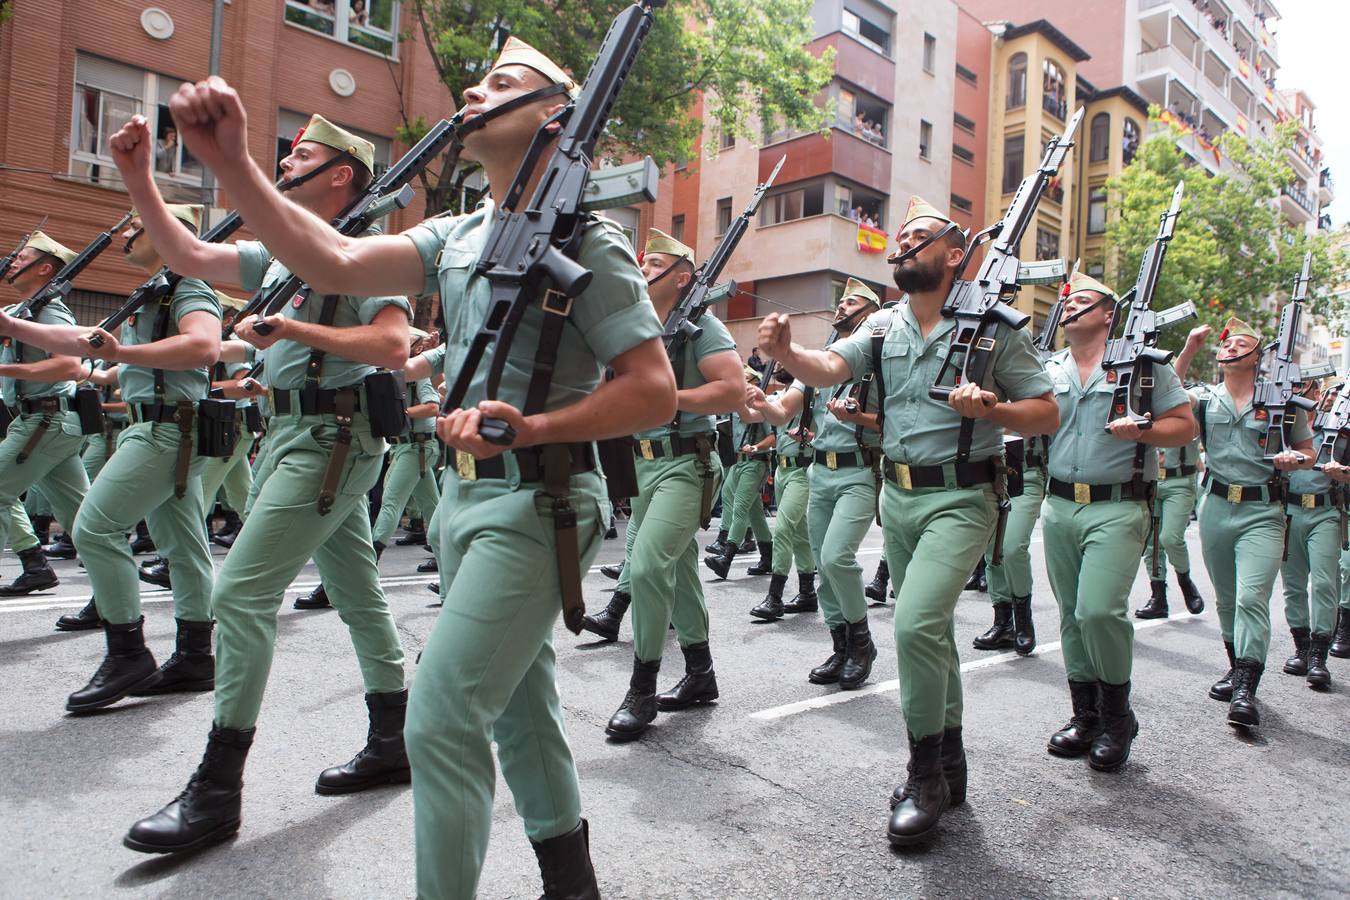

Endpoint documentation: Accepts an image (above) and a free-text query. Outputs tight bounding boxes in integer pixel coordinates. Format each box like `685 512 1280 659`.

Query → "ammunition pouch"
72 384 105 435
195 397 238 458
363 370 408 439
597 436 640 503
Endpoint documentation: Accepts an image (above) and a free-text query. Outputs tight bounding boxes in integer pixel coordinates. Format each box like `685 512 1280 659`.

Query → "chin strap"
887 221 961 266
3 254 49 286
1059 293 1115 327
449 83 571 144
1215 344 1260 365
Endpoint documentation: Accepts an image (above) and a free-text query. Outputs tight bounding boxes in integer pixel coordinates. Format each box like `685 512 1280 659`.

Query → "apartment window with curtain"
716 198 733 235
671 214 685 242
1042 58 1067 120
284 0 399 57
1035 227 1059 261
1006 53 1027 109
1087 188 1108 234
1002 134 1025 194
1090 112 1111 163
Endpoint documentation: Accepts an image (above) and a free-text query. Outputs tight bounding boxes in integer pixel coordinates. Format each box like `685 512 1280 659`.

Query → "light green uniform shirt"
237 239 411 390
1287 428 1332 494
788 355 882 455
772 387 807 458
418 343 446 376
1197 382 1313 485
1160 436 1201 470
635 313 736 441
829 305 1052 465
1 299 77 405
730 409 768 453
118 277 221 403
407 376 438 435
1044 347 1188 485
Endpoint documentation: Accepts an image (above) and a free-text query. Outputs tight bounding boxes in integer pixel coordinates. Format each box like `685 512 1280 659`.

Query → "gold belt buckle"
1302 493 1316 509
1074 482 1091 505
1157 466 1167 481
1226 483 1243 503
826 451 838 470
455 450 477 481
639 439 655 461
896 462 912 490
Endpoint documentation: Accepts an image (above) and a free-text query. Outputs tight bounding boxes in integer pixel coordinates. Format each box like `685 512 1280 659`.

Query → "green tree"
403 0 834 215
1102 109 1349 359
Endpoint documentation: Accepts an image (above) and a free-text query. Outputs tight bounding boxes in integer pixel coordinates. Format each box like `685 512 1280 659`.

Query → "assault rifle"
1312 384 1350 465
245 118 457 336
439 0 667 442
1253 251 1316 460
1100 181 1190 431
0 215 48 281
13 211 135 320
930 107 1083 402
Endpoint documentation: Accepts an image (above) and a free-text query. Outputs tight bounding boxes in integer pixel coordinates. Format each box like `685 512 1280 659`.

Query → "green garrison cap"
644 227 696 265
1220 315 1260 342
133 204 202 234
24 231 76 265
491 37 580 99
294 114 375 175
409 326 429 340
1064 270 1117 303
899 195 952 231
840 277 881 309
214 290 247 311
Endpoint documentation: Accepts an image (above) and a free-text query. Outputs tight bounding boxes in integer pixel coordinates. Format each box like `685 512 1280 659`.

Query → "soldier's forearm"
989 394 1059 436
779 345 851 388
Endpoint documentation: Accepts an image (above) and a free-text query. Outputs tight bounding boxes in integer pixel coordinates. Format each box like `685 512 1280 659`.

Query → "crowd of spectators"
852 113 885 146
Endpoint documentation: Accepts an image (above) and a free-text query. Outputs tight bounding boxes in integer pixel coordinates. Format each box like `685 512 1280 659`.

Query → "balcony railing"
1282 184 1317 216
1320 169 1334 191
1318 213 1333 232
1042 95 1067 121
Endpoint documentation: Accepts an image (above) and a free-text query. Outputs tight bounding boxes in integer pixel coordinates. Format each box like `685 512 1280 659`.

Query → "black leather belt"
779 455 810 469
272 387 362 416
814 450 874 469
1287 490 1334 509
17 396 64 415
132 402 187 424
883 458 996 488
1204 476 1282 503
633 433 711 460
388 433 434 445
1047 477 1150 504
452 443 597 482
1162 464 1197 478
736 452 769 463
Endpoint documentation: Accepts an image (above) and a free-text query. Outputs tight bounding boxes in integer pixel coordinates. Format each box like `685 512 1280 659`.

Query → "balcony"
1320 168 1335 202
760 129 891 197
734 212 895 286
811 33 895 104
1280 184 1316 223
1318 213 1333 232
1286 143 1318 179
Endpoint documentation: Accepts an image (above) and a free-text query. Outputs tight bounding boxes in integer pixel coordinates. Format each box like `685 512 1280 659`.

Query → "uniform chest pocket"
436 244 483 338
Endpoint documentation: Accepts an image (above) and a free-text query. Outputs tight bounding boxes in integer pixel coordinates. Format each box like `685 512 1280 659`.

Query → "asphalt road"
2 515 1347 899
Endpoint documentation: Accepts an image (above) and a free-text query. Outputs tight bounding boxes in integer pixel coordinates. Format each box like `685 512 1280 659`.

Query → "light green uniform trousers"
983 467 1045 603
424 466 452 602
24 481 53 519
1281 505 1340 634
5 497 40 553
771 461 814 577
74 422 214 624
199 426 254 516
723 458 771 545
80 426 123 484
405 469 608 900
372 439 440 546
808 463 877 627
0 412 87 564
1042 495 1149 684
1341 543 1350 611
1148 474 1197 579
882 481 997 740
1198 493 1284 662
241 429 276 519
614 499 640 594
629 452 722 662
212 411 404 730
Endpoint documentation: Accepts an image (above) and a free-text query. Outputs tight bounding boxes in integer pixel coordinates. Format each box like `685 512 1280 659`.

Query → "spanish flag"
857 223 887 254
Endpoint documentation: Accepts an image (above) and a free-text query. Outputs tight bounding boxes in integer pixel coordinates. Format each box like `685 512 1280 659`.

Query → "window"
953 143 975 164
950 193 973 214
955 62 978 86
919 120 932 160
276 109 393 179
1006 53 1027 109
284 0 399 57
837 84 889 148
71 54 202 201
716 197 733 235
1002 134 1024 194
842 7 891 55
836 182 884 229
1087 262 1106 279
830 279 848 308
1035 227 1059 261
1089 112 1110 163
719 128 735 150
953 112 976 134
760 183 825 226
671 214 685 242
1123 118 1141 166
923 33 937 74
1087 188 1108 234
1042 59 1067 120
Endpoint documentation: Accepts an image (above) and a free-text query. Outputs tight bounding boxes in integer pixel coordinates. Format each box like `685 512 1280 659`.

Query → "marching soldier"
704 365 774 578
107 112 415 851
604 227 742 741
971 431 1043 654
370 329 442 559
198 293 258 548
129 39 676 896
747 279 881 685
0 499 60 596
759 198 1057 845
1039 273 1194 771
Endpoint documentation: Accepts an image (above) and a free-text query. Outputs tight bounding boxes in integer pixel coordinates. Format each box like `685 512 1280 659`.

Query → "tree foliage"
1102 109 1349 358
405 0 834 215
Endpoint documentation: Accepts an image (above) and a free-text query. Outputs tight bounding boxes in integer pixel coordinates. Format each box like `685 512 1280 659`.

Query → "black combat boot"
656 641 719 711
131 618 215 695
129 520 155 555
55 597 102 632
704 529 729 556
964 558 987 593
891 726 967 809
1227 658 1263 729
887 732 950 847
1282 627 1310 676
746 541 773 576
703 545 737 580
1331 608 1350 659
66 617 159 713
783 572 818 613
0 545 59 595
605 657 660 741
1306 633 1332 690
580 591 630 642
1047 680 1101 757
1089 681 1138 772
417 557 438 573
865 559 890 604
210 510 242 548
44 531 77 560
32 514 53 546
808 625 848 684
1011 595 1036 655
294 583 331 610
123 724 255 854
739 534 756 554
1176 570 1204 614
838 618 877 690
1135 580 1168 619
531 819 600 900
138 558 172 589
395 518 426 545
751 574 787 621
972 603 1015 651
599 562 623 581
316 690 412 794
1209 641 1237 702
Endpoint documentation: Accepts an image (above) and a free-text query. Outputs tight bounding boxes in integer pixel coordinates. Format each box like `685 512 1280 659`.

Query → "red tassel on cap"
290 127 307 150
1060 282 1072 298
1219 326 1230 341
